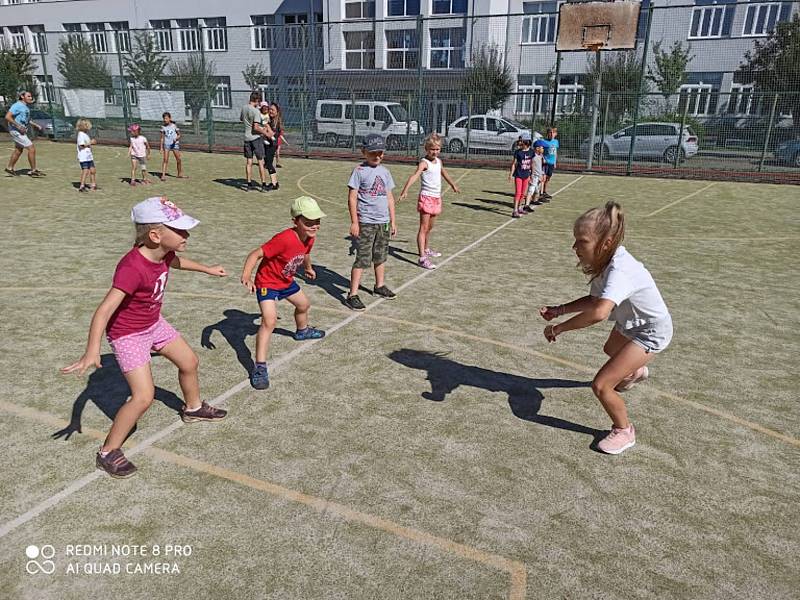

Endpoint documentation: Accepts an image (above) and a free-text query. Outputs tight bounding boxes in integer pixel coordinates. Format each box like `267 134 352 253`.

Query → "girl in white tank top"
398 133 460 270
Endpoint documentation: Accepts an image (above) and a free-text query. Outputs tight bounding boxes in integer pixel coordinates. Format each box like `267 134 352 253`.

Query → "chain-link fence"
2 2 799 182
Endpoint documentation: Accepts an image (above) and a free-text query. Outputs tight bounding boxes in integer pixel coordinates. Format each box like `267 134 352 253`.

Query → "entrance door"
431 100 459 136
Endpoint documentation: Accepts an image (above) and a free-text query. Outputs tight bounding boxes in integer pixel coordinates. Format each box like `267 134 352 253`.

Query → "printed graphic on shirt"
283 254 306 278
368 176 387 197
152 271 168 305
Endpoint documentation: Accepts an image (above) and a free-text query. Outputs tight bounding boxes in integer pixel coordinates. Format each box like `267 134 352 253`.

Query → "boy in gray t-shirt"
344 134 397 311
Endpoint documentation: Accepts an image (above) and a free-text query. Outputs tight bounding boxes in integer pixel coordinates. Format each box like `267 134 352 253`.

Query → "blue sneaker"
294 327 326 341
250 364 270 390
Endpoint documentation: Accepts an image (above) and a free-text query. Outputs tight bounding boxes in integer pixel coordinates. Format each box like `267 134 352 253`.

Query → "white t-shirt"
420 157 442 196
590 246 671 330
76 131 93 162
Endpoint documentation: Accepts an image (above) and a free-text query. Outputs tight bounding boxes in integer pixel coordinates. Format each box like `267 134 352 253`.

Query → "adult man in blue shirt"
5 90 45 177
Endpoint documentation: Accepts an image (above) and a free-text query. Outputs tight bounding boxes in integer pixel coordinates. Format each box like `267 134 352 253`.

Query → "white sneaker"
615 366 649 392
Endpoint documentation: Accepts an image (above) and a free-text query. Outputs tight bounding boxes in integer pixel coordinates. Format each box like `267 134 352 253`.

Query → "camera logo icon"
25 545 55 575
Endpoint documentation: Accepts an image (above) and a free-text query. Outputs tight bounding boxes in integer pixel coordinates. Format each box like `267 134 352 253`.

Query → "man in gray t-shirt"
240 91 267 191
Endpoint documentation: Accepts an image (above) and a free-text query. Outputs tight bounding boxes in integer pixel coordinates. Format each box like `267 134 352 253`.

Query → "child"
344 134 397 311
260 101 279 191
398 132 460 270
159 112 185 181
75 118 97 192
240 196 327 390
539 201 672 455
61 196 228 477
128 124 151 186
523 142 545 212
539 127 559 200
270 102 286 168
509 132 534 218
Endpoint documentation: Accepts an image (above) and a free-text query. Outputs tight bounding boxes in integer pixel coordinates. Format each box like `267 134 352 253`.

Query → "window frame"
679 82 716 116
344 0 376 20
432 0 467 15
211 76 232 108
741 1 786 37
520 2 557 45
386 29 419 70
387 0 420 17
344 30 375 70
429 27 465 69
251 15 277 50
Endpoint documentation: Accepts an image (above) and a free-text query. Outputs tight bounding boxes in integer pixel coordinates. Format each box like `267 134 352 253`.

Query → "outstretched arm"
170 255 227 277
542 296 615 342
398 160 427 200
61 288 126 375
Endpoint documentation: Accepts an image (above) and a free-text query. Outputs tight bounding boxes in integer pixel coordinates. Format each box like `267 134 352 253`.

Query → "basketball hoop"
556 2 641 52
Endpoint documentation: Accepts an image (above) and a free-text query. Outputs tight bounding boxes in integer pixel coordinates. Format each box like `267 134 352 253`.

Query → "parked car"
1 108 74 138
581 122 699 162
445 115 539 153
313 99 421 150
774 138 800 167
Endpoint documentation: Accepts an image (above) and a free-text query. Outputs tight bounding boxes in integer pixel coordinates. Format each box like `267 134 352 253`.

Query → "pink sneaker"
424 248 442 258
512 210 521 218
418 257 437 270
598 424 636 455
615 366 649 392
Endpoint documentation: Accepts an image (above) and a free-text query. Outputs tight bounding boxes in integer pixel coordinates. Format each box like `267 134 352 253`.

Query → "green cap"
290 196 326 220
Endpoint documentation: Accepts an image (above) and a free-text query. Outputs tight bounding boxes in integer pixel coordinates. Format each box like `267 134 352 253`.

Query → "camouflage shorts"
353 222 390 269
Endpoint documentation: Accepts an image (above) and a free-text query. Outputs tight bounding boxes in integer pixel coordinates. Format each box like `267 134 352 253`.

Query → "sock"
256 361 267 368
184 404 202 413
99 449 110 457
297 327 308 334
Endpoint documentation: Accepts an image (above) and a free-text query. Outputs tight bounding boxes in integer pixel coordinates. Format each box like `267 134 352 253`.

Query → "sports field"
1 140 798 599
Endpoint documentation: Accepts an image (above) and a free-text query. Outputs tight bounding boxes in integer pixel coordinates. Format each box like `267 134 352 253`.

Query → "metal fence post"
549 52 561 126
115 31 131 135
416 14 424 151
626 2 654 176
406 92 412 156
37 33 55 133
301 23 309 155
351 92 357 153
586 49 602 171
759 93 779 173
673 100 689 169
465 93 472 160
198 25 214 152
599 91 610 165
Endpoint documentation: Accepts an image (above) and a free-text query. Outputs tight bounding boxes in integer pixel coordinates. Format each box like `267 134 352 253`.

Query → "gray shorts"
616 319 673 354
353 222 390 269
132 156 147 169
10 129 33 148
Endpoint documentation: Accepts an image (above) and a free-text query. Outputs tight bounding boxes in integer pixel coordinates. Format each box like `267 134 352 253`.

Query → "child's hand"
305 267 317 280
61 352 102 376
241 276 255 293
399 191 407 201
206 265 227 277
350 223 360 238
451 184 460 194
390 222 397 237
539 305 561 321
543 324 558 343
90 138 97 145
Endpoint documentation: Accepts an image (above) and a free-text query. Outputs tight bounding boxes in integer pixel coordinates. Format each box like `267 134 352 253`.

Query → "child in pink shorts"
62 196 228 478
398 133 460 270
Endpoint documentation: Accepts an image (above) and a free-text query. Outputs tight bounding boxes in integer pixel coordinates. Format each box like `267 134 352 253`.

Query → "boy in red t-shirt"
240 196 326 389
62 196 228 479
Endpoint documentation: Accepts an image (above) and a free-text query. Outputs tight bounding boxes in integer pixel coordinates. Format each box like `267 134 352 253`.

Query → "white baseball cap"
131 197 199 230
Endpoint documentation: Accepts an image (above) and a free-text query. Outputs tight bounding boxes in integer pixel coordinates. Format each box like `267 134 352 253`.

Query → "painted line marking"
645 182 716 218
0 399 527 600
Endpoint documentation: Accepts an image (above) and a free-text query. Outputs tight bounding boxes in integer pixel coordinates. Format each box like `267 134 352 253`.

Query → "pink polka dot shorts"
108 316 180 373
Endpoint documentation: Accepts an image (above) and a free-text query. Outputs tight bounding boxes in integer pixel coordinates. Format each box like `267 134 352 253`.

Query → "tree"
462 45 514 114
0 47 37 106
739 14 800 126
647 40 693 99
168 54 217 134
57 37 112 89
585 50 647 123
124 31 168 90
242 63 268 92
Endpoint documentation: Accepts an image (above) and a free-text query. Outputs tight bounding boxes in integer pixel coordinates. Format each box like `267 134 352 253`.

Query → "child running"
398 133 459 270
344 134 397 311
128 124 151 186
509 132 534 218
240 196 327 390
61 197 228 478
159 112 185 180
75 118 97 192
522 141 545 212
540 201 672 455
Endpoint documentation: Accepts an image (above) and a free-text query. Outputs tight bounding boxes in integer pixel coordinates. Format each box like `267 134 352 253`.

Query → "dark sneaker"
250 364 270 389
294 327 326 340
262 183 272 192
96 449 137 479
244 181 257 192
373 285 396 299
28 169 45 177
78 186 89 193
344 294 366 311
4 168 17 176
273 182 280 190
522 205 534 213
180 401 228 423
539 196 551 203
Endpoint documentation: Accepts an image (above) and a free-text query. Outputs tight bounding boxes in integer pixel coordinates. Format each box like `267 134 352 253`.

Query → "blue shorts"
256 280 301 302
165 142 180 151
79 160 95 170
543 163 555 177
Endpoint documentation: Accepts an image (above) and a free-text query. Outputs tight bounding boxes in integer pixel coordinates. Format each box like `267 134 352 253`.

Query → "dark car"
774 138 800 167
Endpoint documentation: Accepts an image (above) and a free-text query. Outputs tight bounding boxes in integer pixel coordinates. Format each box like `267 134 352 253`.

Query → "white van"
314 99 422 150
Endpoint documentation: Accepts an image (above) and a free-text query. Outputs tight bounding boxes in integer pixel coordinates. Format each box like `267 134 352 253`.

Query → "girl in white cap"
62 197 228 478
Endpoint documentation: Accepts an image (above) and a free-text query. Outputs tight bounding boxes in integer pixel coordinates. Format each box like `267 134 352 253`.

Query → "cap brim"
165 215 200 230
296 209 326 220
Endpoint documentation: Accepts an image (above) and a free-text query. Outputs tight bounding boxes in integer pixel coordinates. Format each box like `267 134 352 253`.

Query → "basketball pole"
586 48 602 171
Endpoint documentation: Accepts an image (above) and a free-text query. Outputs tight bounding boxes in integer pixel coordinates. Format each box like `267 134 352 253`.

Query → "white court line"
645 182 716 218
0 174 582 541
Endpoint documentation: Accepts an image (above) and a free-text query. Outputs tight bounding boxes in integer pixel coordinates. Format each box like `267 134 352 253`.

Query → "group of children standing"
61 124 671 479
509 126 559 218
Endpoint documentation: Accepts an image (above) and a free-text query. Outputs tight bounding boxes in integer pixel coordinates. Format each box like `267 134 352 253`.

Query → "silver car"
582 122 699 162
446 115 539 153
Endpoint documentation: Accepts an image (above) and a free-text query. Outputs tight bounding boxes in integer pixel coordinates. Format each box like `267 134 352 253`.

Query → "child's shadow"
388 349 605 445
300 264 367 302
201 309 290 374
451 201 508 216
388 245 419 266
52 354 184 441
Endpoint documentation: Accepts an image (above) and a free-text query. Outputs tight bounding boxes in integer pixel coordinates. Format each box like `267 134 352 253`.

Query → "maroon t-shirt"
106 247 175 340
254 228 314 289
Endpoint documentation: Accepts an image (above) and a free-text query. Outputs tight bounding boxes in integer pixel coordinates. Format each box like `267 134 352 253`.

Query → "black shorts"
543 163 555 177
244 139 265 161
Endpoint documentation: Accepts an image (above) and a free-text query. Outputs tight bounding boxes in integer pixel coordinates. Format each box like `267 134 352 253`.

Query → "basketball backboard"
556 1 642 52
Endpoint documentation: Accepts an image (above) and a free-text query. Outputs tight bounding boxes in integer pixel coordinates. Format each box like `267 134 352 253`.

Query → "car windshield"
388 104 408 122
504 119 526 129
686 126 697 136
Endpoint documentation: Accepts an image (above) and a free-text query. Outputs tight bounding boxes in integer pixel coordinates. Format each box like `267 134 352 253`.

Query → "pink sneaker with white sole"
418 257 437 270
598 424 636 455
424 248 442 258
615 366 649 392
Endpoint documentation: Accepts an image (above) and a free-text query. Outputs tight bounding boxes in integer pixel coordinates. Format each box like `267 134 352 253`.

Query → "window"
125 80 138 106
29 25 47 54
344 31 375 69
204 17 227 51
8 26 27 50
521 2 557 44
345 103 370 120
87 22 109 53
386 29 418 69
432 0 467 14
727 84 763 115
742 2 791 37
176 19 199 52
36 75 55 103
516 81 544 115
452 117 466 128
679 83 718 116
104 89 116 105
374 105 391 123
285 14 309 49
388 0 420 17
251 15 277 50
110 22 130 52
688 0 735 39
345 0 375 19
320 103 343 119
63 23 84 44
211 77 231 108
556 76 585 114
468 116 484 130
150 20 173 52
430 28 465 69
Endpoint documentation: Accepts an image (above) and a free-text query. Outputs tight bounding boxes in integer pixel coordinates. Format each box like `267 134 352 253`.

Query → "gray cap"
363 134 385 152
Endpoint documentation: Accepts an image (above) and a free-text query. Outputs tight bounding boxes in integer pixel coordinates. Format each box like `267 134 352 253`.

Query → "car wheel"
592 144 610 161
663 146 685 163
324 132 338 147
386 135 402 151
449 139 465 153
